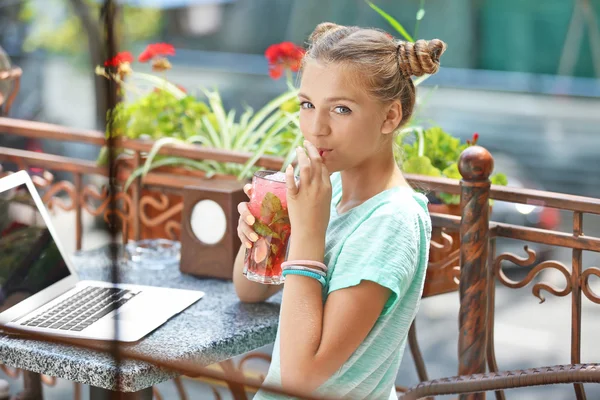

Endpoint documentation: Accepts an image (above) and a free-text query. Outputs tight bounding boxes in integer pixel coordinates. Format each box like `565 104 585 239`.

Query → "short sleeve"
327 205 420 317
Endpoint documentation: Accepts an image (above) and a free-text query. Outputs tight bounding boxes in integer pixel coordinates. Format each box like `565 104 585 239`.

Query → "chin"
325 162 340 174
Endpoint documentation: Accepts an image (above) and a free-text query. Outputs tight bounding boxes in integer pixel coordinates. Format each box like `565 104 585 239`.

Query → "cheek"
298 112 311 136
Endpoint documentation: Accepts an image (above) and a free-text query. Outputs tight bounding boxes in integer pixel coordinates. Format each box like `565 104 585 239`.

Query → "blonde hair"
303 22 447 127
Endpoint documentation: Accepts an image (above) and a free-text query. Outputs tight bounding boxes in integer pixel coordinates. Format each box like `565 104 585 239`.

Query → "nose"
308 112 331 138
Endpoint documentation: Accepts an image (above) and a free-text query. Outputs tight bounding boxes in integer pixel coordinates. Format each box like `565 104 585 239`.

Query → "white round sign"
190 200 227 245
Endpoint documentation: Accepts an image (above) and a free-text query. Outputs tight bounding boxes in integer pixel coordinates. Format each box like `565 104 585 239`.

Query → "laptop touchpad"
112 307 145 321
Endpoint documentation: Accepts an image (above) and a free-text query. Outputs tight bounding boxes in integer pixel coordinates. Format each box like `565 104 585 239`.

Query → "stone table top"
0 244 281 392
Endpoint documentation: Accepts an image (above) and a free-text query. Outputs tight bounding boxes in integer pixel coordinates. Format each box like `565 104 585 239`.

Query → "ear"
381 101 403 135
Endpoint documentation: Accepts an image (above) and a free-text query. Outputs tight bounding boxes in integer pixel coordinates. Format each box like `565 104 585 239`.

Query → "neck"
337 145 411 214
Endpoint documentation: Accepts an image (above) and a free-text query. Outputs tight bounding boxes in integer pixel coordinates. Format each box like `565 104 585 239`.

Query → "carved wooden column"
457 146 493 400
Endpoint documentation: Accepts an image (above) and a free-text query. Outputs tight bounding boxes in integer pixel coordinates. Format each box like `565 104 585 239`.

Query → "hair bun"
397 39 447 77
309 22 345 44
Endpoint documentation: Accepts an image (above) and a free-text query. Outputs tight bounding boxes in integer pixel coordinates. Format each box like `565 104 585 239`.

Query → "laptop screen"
0 183 71 313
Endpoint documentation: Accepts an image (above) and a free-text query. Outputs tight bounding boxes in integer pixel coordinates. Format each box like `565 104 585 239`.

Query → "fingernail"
246 215 255 225
250 233 259 241
245 242 252 249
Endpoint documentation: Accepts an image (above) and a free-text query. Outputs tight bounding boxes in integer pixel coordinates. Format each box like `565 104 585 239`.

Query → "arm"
279 233 391 394
232 244 283 303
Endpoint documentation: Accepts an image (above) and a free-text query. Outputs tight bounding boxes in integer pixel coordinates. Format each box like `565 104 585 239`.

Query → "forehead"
300 61 369 102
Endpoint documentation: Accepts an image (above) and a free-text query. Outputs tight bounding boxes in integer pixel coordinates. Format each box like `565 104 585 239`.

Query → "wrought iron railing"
1 116 599 399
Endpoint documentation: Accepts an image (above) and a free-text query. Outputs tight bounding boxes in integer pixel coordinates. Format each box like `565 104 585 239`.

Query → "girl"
233 22 446 399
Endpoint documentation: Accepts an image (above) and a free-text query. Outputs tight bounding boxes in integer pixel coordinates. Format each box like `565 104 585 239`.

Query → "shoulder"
366 188 430 233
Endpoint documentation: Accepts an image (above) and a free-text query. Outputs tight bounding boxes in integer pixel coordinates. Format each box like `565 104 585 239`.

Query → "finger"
296 146 312 184
238 216 259 243
321 159 330 185
237 223 255 249
243 183 253 198
303 140 323 178
285 164 298 196
237 202 255 226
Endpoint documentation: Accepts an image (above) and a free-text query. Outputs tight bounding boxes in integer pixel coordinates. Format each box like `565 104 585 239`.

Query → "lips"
318 148 333 157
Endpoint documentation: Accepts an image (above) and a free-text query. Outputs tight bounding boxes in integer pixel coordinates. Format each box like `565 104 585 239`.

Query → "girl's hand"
236 184 259 249
285 140 332 241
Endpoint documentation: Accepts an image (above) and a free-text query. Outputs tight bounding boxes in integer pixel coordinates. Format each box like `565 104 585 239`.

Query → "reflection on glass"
0 184 71 314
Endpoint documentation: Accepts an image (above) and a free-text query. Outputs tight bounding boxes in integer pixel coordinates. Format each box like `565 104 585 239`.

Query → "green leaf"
238 89 299 149
142 137 183 177
201 88 231 149
237 111 299 179
239 105 254 130
402 156 441 177
124 156 217 191
272 209 290 225
200 114 222 148
438 192 461 205
227 109 236 131
260 192 283 222
366 0 414 42
491 173 508 186
186 135 211 146
253 221 280 239
441 163 462 180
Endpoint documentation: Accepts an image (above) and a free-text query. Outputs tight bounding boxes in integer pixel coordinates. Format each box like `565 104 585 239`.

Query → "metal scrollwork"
139 193 184 227
165 220 182 240
430 231 454 252
582 267 600 304
81 185 132 222
41 180 77 212
30 171 54 189
494 245 572 303
429 248 460 278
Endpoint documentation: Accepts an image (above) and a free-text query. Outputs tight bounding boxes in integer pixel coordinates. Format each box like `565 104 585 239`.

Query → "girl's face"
298 61 401 173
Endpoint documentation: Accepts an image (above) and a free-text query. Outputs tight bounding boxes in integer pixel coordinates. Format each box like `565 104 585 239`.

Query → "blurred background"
3 0 600 194
1 0 600 399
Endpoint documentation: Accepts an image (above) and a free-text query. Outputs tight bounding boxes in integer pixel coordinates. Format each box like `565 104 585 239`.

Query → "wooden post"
458 145 493 400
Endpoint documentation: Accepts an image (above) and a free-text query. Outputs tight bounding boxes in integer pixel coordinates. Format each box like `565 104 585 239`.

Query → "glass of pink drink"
243 170 293 285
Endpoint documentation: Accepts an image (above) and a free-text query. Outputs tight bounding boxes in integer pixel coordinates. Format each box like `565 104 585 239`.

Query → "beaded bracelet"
281 259 328 273
282 264 326 277
282 269 327 288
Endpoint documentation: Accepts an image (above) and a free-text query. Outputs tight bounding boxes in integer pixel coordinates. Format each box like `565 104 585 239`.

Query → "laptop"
0 170 204 342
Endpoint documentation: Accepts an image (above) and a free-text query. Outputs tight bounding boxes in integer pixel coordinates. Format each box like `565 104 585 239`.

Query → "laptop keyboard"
20 286 138 332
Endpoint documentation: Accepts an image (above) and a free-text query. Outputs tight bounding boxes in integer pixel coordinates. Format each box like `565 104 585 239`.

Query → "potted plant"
95 41 306 238
399 127 508 212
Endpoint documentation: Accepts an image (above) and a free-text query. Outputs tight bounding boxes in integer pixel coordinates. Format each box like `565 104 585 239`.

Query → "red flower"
138 43 176 63
265 42 305 80
104 52 133 67
467 132 480 146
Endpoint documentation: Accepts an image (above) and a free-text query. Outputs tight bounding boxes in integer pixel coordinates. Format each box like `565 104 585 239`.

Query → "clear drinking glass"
243 170 293 285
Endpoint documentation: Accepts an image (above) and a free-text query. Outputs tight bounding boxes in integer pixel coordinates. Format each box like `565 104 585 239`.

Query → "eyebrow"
298 93 358 104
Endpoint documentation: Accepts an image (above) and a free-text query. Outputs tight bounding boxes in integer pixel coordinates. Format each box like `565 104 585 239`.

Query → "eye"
300 101 314 109
334 106 352 115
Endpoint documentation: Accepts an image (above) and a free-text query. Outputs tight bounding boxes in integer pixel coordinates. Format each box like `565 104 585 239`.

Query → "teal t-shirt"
254 172 432 400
